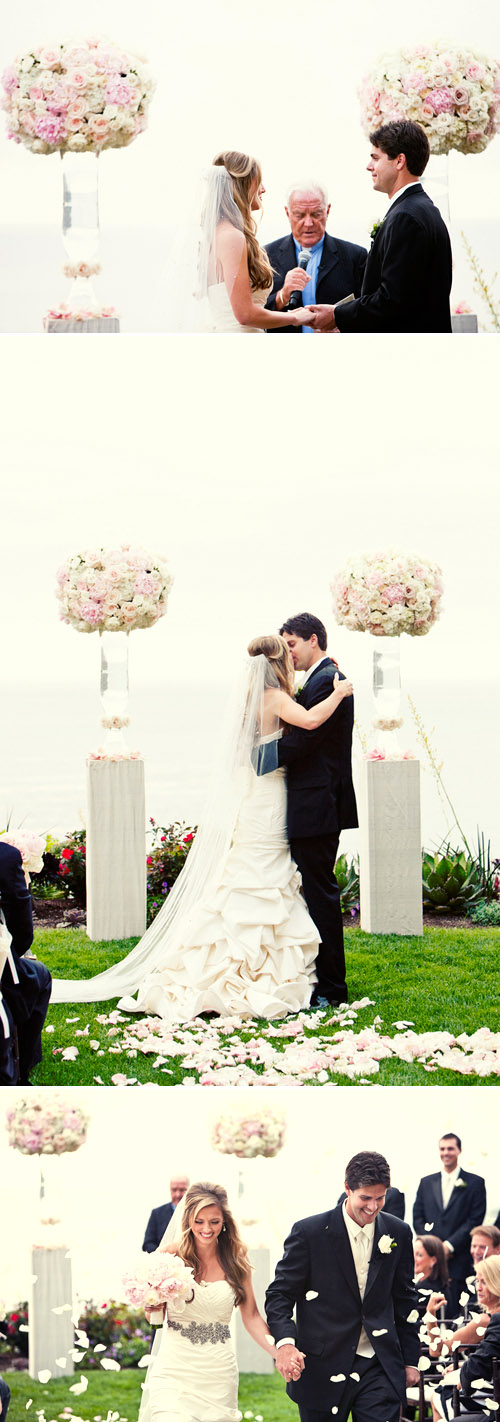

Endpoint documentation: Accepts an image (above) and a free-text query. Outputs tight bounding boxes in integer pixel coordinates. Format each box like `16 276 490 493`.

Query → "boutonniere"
455 1179 467 1189
378 1235 396 1254
294 682 304 700
369 219 383 242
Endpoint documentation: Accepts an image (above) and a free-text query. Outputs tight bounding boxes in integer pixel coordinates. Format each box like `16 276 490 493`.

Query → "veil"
137 1201 189 1422
50 654 281 1005
160 165 244 332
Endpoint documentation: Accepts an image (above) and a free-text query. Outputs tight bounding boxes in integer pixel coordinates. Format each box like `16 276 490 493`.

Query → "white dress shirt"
342 1202 375 1357
296 655 330 692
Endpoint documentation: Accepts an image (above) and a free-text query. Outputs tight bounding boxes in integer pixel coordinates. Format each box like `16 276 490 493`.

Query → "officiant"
264 182 367 332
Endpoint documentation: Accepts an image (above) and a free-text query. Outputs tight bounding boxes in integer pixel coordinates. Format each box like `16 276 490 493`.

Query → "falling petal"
19 1324 30 1332
459 1292 470 1306
38 1372 51 1384
66 1017 80 1023
94 1345 107 1353
418 1358 432 1371
477 1328 487 1336
305 1291 318 1300
330 1375 346 1382
407 1311 419 1323
350 1372 360 1382
69 1377 89 1395
332 1410 338 1415
424 1223 434 1232
373 1330 388 1336
26 1402 33 1410
100 1359 121 1371
55 1358 67 1367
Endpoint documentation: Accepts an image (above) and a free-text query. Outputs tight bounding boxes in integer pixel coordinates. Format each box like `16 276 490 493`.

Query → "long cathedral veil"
50 655 281 1005
161 165 245 331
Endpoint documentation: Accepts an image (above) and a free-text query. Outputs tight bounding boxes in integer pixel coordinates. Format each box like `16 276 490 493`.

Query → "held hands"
275 1344 306 1381
289 306 316 326
304 304 338 332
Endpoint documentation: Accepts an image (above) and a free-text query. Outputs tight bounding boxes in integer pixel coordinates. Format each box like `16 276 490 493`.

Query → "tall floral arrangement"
56 545 173 633
2 38 154 155
359 42 500 155
211 1106 286 1158
6 1095 89 1155
331 551 443 637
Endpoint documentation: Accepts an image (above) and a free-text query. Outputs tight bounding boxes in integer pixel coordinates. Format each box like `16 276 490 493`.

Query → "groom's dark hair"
279 613 328 650
370 120 430 177
344 1151 391 1189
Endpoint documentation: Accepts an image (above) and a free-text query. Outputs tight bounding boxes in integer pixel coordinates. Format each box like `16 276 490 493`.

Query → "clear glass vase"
61 152 100 314
423 151 450 226
371 641 403 754
99 631 130 749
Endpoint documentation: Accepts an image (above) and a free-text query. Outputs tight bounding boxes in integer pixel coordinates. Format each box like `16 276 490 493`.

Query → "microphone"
287 248 312 310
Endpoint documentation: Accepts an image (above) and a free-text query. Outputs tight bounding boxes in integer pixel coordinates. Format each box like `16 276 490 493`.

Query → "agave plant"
335 854 360 914
422 849 483 913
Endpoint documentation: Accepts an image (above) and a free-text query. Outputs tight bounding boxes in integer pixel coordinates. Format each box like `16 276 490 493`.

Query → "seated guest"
466 1227 500 1309
0 842 52 1084
415 1235 451 1300
430 1256 500 1421
264 182 366 332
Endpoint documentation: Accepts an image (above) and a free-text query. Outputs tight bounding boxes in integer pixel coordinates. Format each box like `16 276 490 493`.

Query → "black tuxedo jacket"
460 1310 500 1398
0 842 40 1025
265 1206 420 1411
277 660 358 840
264 231 367 332
335 184 452 333
338 1187 405 1221
413 1170 486 1280
142 1201 175 1252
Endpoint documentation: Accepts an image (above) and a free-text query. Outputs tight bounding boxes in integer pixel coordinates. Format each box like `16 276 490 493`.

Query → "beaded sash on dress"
168 1319 231 1345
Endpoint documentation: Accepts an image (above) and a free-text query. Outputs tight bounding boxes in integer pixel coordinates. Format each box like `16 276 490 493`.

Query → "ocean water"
2 677 499 858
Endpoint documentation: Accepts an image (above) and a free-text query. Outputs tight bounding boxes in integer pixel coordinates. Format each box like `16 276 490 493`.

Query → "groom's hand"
306 304 338 332
405 1367 420 1388
275 1343 306 1380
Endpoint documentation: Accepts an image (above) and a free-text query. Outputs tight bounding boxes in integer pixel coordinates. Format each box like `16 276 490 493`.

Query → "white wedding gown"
128 762 318 1021
145 1281 240 1422
207 284 270 332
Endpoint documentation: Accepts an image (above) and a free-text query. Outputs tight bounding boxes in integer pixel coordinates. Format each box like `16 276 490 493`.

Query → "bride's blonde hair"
212 150 273 292
247 634 295 699
177 1182 251 1306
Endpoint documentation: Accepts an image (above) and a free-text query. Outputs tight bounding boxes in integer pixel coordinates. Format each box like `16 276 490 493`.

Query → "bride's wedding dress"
207 283 270 333
125 752 318 1021
144 1280 239 1422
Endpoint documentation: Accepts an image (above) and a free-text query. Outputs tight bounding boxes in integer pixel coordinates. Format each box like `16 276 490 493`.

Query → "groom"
265 1150 420 1422
278 613 357 1007
306 120 452 333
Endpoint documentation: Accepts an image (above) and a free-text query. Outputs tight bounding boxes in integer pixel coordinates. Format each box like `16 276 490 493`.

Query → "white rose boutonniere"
455 1179 467 1189
378 1235 396 1254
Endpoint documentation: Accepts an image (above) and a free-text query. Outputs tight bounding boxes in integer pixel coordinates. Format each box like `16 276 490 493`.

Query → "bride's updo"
178 1181 251 1305
248 634 295 698
212 150 273 292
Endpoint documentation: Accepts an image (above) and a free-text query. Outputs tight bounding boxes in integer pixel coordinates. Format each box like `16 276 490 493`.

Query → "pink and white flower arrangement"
331 551 443 637
122 1254 194 1324
87 749 143 762
2 38 154 155
359 42 500 155
43 303 117 325
0 830 46 882
6 1094 89 1155
56 545 174 634
211 1106 286 1158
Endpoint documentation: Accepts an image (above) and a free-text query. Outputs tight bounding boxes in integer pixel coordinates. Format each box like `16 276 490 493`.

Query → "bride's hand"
290 306 315 325
334 673 353 699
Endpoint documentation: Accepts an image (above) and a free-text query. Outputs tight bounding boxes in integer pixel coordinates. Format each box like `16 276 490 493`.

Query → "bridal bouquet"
359 41 500 155
331 551 444 637
0 830 46 884
56 545 174 633
211 1106 286 1158
122 1254 194 1325
2 38 154 155
6 1094 89 1155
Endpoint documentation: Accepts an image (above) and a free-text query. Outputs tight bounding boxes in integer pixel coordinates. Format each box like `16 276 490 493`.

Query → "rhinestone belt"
168 1319 231 1346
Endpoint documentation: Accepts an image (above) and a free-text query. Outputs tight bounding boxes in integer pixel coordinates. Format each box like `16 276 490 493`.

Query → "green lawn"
28 923 500 1087
4 1368 295 1422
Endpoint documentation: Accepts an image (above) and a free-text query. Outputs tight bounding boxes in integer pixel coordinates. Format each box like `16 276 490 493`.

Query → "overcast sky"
0 0 499 326
1 1084 498 1306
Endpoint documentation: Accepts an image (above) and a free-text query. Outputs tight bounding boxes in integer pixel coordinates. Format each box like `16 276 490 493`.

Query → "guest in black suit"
277 613 357 1006
413 1134 486 1316
307 121 452 333
142 1173 189 1252
0 1376 10 1422
0 842 51 1084
338 1187 405 1220
0 974 18 1085
430 1255 500 1422
264 182 366 332
266 1150 420 1422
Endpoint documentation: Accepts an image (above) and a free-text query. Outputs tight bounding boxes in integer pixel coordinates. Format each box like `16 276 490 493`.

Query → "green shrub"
0 1302 29 1358
77 1300 151 1368
468 899 500 926
146 818 195 925
335 854 360 915
422 848 483 913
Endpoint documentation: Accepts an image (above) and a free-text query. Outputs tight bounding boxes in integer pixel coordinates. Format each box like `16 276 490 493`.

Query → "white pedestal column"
359 760 423 936
29 1246 74 1379
452 314 478 333
234 1247 274 1374
86 758 146 941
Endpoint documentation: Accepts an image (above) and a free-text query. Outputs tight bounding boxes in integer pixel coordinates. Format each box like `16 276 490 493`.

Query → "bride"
139 1181 287 1422
199 151 314 332
51 635 353 1021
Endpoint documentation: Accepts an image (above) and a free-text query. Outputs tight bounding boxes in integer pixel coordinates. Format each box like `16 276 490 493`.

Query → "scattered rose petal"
100 1359 121 1371
350 1372 360 1381
69 1377 89 1395
424 1223 434 1231
373 1330 388 1336
305 1291 318 1300
38 1372 51 1383
418 1357 432 1370
330 1375 346 1382
407 1310 419 1323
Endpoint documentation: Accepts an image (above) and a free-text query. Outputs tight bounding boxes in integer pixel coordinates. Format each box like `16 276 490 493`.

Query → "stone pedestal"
452 314 478 333
86 757 146 941
235 1248 273 1374
359 760 423 936
29 1246 74 1379
45 318 120 333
